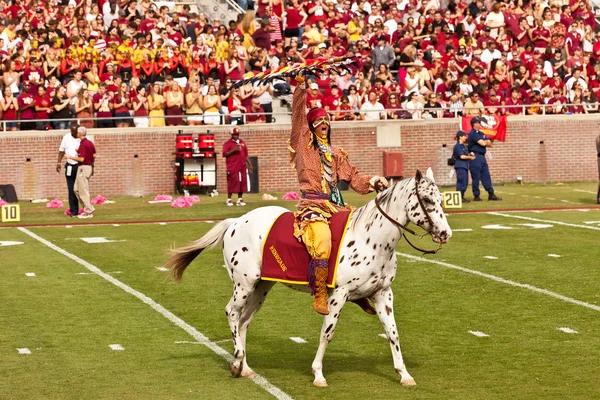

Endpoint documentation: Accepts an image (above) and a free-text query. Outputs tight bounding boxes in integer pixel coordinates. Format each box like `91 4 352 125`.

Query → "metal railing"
1 102 597 131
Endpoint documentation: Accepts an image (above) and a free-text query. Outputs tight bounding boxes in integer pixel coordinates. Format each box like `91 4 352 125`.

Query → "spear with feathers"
231 56 359 88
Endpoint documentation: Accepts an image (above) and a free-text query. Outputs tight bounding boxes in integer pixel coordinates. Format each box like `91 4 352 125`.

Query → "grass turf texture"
2 181 599 226
1 182 600 399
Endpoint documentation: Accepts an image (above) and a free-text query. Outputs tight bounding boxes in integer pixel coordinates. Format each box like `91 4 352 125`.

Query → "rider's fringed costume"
290 76 386 315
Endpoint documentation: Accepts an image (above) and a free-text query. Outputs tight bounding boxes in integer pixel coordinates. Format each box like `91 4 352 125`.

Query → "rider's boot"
311 261 329 315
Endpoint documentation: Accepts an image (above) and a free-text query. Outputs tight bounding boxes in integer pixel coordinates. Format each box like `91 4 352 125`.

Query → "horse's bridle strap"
374 178 441 255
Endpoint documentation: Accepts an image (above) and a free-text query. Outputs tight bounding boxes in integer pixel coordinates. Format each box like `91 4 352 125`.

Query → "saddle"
261 211 351 287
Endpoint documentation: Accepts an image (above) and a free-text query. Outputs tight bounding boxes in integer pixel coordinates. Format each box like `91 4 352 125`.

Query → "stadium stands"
0 0 598 130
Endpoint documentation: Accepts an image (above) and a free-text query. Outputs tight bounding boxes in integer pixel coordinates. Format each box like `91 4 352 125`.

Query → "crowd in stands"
0 0 599 130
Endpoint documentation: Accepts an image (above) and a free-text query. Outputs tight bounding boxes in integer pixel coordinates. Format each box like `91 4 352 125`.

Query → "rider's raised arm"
290 78 309 150
335 149 373 195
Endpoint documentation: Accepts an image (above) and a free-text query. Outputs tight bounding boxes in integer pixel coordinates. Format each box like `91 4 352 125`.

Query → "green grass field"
1 182 600 399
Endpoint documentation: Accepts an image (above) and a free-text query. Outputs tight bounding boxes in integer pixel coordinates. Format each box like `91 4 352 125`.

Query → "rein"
374 179 442 255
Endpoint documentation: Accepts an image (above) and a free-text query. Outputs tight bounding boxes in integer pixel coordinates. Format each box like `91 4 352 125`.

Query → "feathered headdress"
231 56 359 88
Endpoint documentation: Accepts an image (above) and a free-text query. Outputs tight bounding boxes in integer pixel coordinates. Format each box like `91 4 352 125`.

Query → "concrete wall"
0 115 598 199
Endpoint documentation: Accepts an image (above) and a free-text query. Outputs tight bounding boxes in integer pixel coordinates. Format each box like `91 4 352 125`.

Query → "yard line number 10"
1 204 20 222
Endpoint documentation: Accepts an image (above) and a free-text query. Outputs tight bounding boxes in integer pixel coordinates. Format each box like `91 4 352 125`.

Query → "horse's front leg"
311 288 347 387
371 286 416 386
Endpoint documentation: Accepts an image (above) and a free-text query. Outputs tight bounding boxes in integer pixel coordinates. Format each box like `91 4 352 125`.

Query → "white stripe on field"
395 252 600 313
574 189 596 194
452 228 473 232
557 327 578 334
17 348 32 354
378 333 387 339
289 337 306 344
468 331 489 337
18 227 293 400
547 254 561 258
25 272 36 277
483 256 498 260
489 212 600 231
109 344 125 351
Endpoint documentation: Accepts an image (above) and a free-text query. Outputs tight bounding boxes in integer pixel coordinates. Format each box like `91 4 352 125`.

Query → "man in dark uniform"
453 131 475 202
467 117 502 201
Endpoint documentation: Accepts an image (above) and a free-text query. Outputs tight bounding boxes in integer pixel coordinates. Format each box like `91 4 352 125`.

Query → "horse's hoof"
401 378 417 386
313 379 328 387
229 361 243 378
241 370 256 379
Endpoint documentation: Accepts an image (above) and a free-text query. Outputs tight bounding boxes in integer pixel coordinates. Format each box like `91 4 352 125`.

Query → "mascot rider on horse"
290 73 389 315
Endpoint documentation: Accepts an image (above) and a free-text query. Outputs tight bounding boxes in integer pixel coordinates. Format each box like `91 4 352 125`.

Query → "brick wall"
0 116 598 199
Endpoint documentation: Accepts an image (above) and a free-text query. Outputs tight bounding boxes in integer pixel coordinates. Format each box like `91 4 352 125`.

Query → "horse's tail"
164 218 236 283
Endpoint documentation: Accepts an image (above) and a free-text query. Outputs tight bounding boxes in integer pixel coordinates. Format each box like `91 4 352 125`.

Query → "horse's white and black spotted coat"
192 169 451 385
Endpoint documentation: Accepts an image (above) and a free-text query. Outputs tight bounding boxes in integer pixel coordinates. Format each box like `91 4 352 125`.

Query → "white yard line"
289 337 307 344
18 227 293 400
557 327 578 334
488 212 600 231
109 344 125 351
17 348 32 354
396 252 600 313
468 331 489 337
574 189 596 194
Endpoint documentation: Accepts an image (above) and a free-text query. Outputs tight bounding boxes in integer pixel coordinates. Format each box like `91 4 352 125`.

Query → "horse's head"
406 168 452 244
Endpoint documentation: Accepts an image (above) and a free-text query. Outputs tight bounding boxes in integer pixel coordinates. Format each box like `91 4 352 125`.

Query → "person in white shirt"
57 123 82 217
480 40 501 64
103 1 120 27
360 92 385 120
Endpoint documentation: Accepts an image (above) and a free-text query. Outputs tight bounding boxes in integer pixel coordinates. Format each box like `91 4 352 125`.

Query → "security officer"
453 131 475 202
467 117 502 201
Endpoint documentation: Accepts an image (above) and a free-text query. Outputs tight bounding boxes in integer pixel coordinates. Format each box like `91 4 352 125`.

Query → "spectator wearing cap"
22 57 44 95
403 4 421 27
467 117 501 201
459 30 477 48
306 82 324 108
548 88 567 114
526 89 543 115
452 130 475 202
371 35 394 71
18 82 36 130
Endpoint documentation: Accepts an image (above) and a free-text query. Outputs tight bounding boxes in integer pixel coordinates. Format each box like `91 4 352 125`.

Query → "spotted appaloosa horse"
163 168 452 387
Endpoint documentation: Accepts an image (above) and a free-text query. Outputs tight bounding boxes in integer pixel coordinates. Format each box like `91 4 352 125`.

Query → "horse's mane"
349 177 414 230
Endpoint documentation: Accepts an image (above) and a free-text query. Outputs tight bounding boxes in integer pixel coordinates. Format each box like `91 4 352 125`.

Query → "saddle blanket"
261 211 352 288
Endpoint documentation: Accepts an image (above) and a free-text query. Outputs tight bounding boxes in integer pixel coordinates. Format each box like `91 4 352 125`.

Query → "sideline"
395 252 600 313
488 212 600 231
4 205 600 229
18 227 293 400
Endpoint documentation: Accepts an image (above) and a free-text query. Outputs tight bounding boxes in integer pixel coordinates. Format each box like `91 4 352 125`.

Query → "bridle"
374 178 443 255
